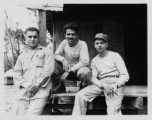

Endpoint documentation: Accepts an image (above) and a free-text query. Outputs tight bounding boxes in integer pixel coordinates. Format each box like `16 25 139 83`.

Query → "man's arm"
54 40 65 63
14 55 39 95
115 53 130 87
70 42 89 72
35 47 55 87
13 56 30 88
90 59 101 87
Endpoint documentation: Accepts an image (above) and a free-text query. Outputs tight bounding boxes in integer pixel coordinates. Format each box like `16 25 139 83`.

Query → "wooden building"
40 4 147 86
12 4 147 115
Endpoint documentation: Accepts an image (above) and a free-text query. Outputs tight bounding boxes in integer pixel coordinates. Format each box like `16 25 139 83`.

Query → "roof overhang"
18 4 63 11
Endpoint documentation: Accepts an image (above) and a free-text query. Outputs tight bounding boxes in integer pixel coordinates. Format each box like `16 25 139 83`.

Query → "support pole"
38 10 46 46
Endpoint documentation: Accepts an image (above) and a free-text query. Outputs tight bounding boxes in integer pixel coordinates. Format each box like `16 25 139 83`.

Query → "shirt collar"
25 44 43 52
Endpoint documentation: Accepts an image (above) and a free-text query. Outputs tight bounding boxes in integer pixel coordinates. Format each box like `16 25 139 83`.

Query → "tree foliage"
4 8 26 72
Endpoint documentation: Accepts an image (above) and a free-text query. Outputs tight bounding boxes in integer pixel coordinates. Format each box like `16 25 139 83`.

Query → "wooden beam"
38 10 46 46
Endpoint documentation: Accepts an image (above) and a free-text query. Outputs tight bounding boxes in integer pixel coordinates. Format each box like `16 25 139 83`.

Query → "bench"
4 77 147 115
46 84 147 115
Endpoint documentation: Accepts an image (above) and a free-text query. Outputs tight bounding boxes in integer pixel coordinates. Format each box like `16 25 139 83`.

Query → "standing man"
13 27 54 115
52 22 91 93
72 33 129 115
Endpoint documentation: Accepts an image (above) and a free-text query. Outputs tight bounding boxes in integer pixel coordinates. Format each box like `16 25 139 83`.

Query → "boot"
51 79 66 94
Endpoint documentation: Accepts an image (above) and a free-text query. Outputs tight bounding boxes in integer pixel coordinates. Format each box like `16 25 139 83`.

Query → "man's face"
25 31 39 49
65 29 78 46
94 39 108 53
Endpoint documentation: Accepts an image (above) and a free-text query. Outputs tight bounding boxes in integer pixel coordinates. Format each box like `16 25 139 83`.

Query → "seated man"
52 22 91 93
13 27 54 115
72 33 129 115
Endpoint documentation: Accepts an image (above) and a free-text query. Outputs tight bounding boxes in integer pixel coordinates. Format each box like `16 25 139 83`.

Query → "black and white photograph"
1 0 151 119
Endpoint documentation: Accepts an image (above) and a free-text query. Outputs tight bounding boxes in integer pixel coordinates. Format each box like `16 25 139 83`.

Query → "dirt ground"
4 85 17 115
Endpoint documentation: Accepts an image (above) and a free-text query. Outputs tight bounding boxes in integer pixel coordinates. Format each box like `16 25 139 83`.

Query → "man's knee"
75 90 85 99
77 67 91 81
54 60 64 75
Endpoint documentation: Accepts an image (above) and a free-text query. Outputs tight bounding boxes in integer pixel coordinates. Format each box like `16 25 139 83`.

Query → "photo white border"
0 0 151 120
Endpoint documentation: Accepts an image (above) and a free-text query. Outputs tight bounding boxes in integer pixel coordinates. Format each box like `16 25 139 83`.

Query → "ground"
4 85 17 115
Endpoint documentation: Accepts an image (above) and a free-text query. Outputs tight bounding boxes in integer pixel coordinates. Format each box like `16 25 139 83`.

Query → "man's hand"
103 83 118 100
62 59 70 72
22 82 39 97
109 83 118 99
26 84 38 93
27 84 39 98
101 82 113 94
110 83 117 93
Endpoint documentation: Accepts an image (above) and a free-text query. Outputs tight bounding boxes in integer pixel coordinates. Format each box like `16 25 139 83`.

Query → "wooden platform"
50 85 147 97
46 85 147 115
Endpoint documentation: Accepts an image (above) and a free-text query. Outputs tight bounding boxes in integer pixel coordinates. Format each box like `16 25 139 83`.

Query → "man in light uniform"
72 33 129 115
13 27 54 115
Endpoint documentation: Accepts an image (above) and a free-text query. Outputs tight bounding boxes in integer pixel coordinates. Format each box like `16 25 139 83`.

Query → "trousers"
13 98 47 115
72 77 124 115
53 60 91 86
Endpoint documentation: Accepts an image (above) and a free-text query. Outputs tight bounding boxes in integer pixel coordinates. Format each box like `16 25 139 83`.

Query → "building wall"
54 20 124 64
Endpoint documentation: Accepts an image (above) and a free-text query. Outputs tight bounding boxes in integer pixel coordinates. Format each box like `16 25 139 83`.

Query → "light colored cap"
94 33 108 42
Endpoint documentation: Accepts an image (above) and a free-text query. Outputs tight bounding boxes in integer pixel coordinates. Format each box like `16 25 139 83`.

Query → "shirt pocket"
35 54 45 67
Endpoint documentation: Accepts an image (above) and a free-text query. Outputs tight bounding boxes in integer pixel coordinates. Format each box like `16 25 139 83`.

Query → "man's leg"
104 85 124 115
77 67 91 88
26 98 47 115
51 60 66 93
72 84 103 115
13 100 29 115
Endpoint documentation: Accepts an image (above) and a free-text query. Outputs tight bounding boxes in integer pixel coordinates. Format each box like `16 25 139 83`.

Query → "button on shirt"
13 44 54 100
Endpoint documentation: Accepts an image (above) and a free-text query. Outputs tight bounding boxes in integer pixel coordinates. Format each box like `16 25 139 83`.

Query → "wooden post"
38 10 46 46
132 97 143 109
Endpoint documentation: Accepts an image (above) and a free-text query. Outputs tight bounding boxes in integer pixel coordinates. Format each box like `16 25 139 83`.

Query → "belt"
98 75 119 80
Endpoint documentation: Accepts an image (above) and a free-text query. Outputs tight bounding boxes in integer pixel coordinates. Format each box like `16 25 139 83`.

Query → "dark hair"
25 27 39 35
63 22 79 34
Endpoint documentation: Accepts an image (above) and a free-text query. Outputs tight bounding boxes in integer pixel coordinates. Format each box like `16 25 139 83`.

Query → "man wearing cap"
72 33 129 115
52 22 91 93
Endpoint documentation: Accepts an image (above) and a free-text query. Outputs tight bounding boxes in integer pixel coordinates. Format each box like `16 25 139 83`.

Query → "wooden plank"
51 86 147 97
50 92 76 98
48 86 147 112
48 104 74 109
124 86 147 97
50 86 147 98
48 103 147 110
66 87 79 92
38 10 47 46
